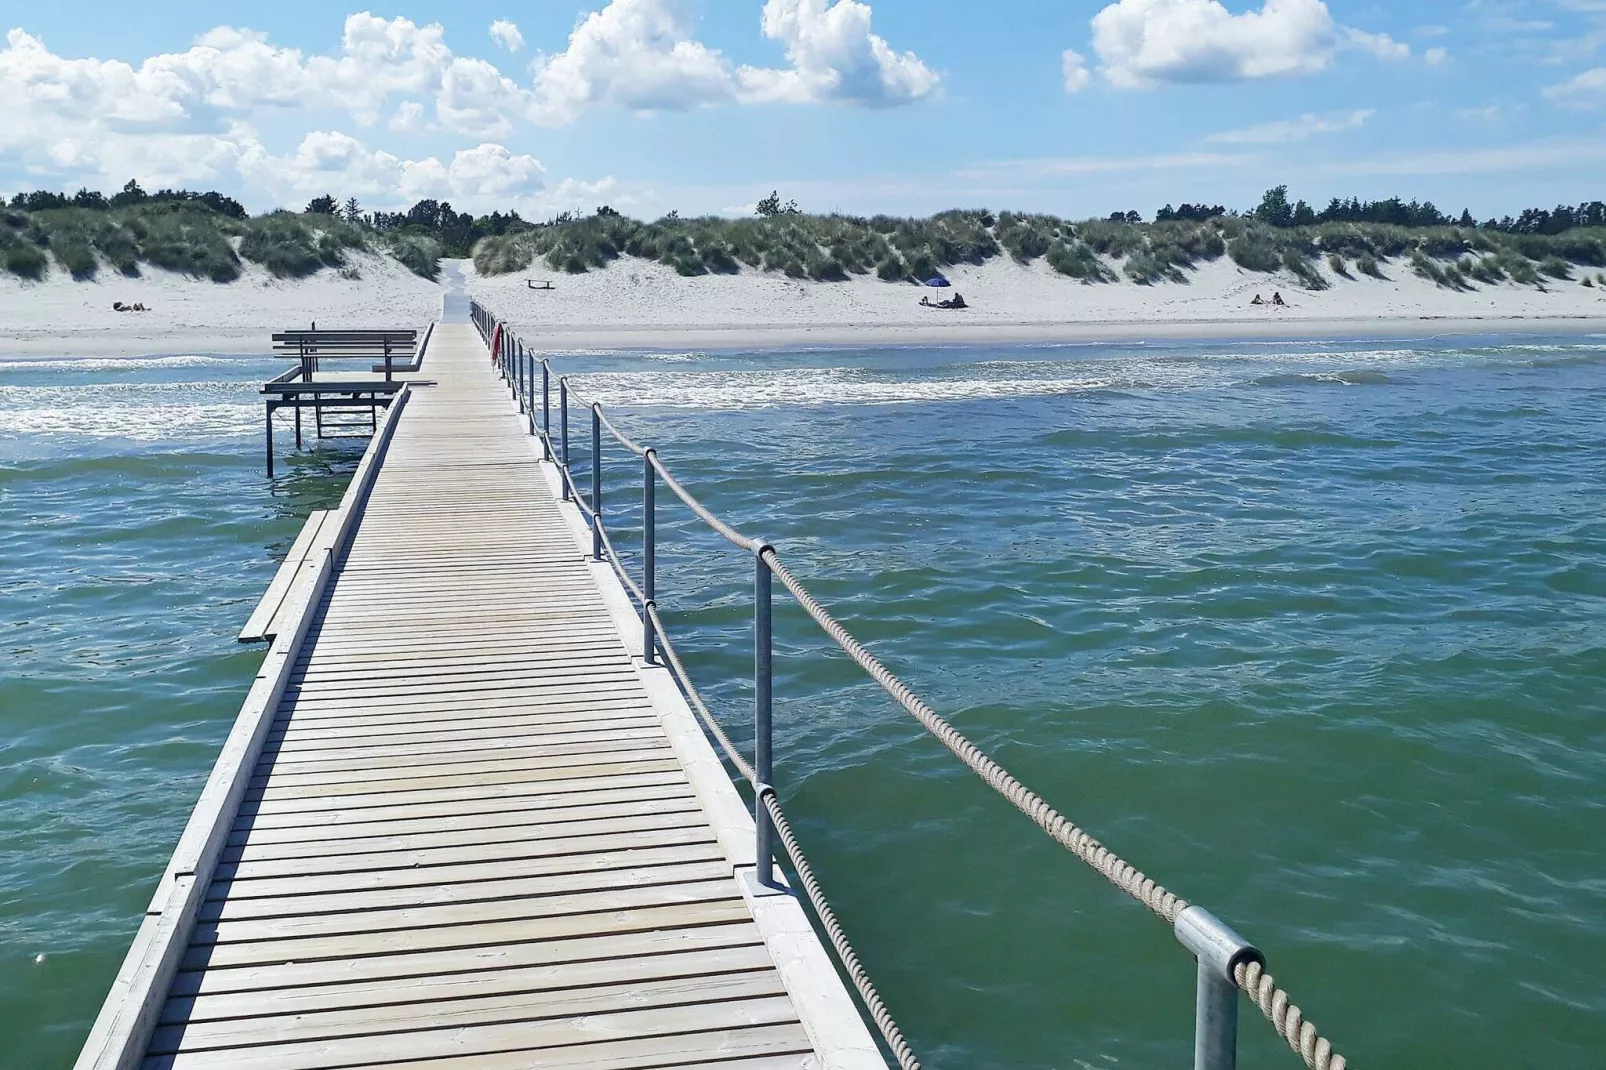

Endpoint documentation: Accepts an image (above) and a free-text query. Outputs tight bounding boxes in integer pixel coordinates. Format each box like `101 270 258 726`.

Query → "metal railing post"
643 449 656 664
590 405 603 561
559 379 570 500
754 550 777 888
1174 907 1262 1070
517 342 526 414
542 362 551 460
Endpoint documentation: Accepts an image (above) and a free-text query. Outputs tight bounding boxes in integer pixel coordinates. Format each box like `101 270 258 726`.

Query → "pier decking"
78 323 882 1070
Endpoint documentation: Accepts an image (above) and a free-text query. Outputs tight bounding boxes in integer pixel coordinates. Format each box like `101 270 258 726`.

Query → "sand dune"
4 252 1606 358
472 255 1606 350
0 251 442 357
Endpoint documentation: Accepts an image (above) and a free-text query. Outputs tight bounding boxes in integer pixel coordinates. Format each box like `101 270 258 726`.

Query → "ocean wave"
0 355 246 373
1250 370 1398 387
566 368 1128 409
0 402 258 441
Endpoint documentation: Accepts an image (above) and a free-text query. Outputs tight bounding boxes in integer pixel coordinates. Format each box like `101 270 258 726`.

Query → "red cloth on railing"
489 322 502 363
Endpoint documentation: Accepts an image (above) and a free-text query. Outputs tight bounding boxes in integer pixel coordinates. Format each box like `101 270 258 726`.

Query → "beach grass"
0 201 422 282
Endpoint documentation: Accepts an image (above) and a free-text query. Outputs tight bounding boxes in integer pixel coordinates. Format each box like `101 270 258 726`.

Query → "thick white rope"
477 306 1352 1070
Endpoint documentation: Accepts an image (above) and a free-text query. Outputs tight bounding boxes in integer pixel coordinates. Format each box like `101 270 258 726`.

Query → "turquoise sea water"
2 338 1604 1069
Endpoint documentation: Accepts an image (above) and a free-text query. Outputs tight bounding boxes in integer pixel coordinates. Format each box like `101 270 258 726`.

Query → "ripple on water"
5 338 1606 1070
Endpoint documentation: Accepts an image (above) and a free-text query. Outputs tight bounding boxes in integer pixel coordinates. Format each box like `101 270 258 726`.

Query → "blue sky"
1 0 1603 220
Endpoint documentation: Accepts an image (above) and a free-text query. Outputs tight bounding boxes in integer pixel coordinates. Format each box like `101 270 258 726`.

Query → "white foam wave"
566 368 1127 409
0 355 248 373
0 402 258 440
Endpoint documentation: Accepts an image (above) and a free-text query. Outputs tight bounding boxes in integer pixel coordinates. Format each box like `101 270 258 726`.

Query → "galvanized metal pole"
1174 906 1261 1070
590 405 603 561
559 379 570 501
541 362 551 460
754 551 776 888
643 449 656 664
517 343 526 414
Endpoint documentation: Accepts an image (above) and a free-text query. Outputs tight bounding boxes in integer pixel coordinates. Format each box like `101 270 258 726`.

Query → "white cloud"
389 100 425 131
1345 28 1410 61
1089 0 1339 87
1424 46 1449 66
489 19 525 52
527 0 936 121
1062 49 1092 92
242 132 550 211
529 0 743 122
1543 67 1606 105
1076 0 1417 88
437 57 530 137
1208 107 1373 143
739 0 940 106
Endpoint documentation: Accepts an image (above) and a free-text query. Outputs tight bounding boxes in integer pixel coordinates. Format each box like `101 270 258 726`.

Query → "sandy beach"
5 253 1606 358
472 255 1606 350
0 251 442 357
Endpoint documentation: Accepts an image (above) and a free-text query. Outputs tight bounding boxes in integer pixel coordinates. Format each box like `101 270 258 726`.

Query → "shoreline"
4 314 1606 359
511 314 1606 354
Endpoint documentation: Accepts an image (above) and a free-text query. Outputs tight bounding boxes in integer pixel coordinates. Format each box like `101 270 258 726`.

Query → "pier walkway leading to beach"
76 322 883 1070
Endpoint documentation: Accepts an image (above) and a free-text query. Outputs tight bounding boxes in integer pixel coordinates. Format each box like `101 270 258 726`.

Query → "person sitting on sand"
1250 294 1264 305
920 295 934 307
1272 291 1285 306
950 293 967 309
113 301 126 312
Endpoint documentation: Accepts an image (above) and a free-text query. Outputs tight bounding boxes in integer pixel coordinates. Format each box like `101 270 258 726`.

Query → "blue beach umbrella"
923 274 951 287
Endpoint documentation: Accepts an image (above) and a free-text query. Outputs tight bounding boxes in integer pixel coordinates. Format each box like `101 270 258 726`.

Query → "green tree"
109 179 148 208
1254 185 1294 228
756 190 800 217
306 194 338 216
343 197 362 224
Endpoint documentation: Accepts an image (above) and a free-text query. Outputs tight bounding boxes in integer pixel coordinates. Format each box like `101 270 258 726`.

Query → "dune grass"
0 202 419 282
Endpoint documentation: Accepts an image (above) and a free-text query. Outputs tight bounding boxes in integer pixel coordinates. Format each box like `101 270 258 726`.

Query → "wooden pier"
78 322 883 1070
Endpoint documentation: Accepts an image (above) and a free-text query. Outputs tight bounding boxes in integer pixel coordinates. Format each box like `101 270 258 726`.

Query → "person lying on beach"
111 302 149 312
919 295 934 307
1250 294 1265 305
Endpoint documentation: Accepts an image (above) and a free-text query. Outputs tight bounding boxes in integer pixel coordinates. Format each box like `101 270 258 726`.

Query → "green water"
2 340 1603 1068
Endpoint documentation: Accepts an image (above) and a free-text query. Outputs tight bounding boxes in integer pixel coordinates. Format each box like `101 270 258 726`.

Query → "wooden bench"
272 329 418 382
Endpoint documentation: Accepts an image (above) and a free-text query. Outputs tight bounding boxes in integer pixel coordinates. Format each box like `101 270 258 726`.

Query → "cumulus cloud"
1073 0 1413 89
1207 107 1373 143
489 19 525 51
1089 0 1338 87
1062 49 1092 92
529 0 739 123
1544 67 1606 105
1344 28 1409 62
241 133 550 211
527 0 937 121
739 0 940 106
1424 46 1448 66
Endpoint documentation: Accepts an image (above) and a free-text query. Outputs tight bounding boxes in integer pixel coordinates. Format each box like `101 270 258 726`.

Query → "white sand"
6 251 1606 358
470 255 1606 350
0 251 442 357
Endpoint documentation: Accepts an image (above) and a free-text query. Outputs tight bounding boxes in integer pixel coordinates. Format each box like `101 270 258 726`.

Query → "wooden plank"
143 996 801 1070
161 944 776 1024
236 511 329 644
221 810 712 864
151 971 788 1054
178 898 756 970
166 921 764 999
207 843 726 903
228 794 703 845
201 859 734 922
214 825 717 881
238 768 690 816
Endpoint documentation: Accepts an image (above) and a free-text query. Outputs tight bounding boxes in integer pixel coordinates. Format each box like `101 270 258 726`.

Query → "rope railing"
470 300 1350 1070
